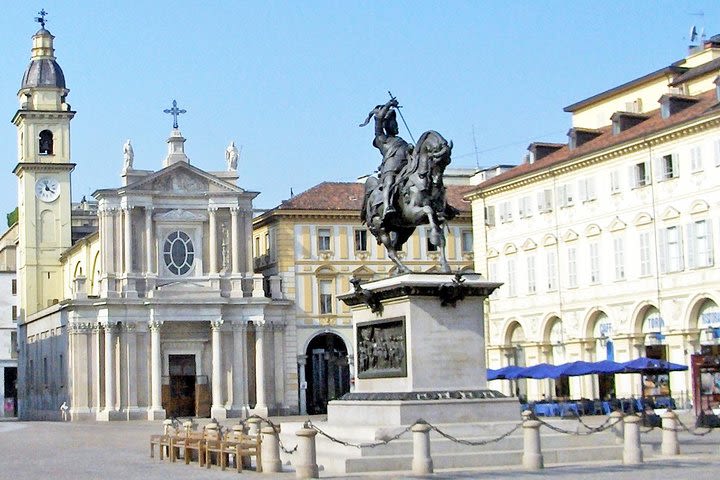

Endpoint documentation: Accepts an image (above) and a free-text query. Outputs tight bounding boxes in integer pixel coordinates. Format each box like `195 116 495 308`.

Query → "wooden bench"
150 420 176 460
205 424 262 472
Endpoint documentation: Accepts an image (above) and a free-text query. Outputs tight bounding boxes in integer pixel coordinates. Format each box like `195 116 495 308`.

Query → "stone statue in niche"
225 141 240 171
220 223 230 272
123 139 134 171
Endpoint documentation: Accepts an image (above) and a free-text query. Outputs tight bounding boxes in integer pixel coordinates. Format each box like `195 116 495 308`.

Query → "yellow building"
253 180 475 414
466 35 720 408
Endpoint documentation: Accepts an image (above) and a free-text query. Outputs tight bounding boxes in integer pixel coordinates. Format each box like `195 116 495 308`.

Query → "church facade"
14 25 297 420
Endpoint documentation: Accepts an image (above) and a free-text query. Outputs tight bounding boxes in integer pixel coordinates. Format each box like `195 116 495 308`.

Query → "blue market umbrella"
554 360 598 377
487 365 524 380
621 357 688 373
509 363 560 379
590 359 627 374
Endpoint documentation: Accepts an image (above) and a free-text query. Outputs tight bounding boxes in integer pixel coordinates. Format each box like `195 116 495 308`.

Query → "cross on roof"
163 99 187 129
35 9 48 28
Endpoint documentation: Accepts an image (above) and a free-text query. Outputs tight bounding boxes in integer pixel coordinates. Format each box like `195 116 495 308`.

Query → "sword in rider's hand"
387 90 416 144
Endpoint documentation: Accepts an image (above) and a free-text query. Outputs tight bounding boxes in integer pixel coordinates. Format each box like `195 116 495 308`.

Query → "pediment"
608 217 626 232
661 206 680 221
125 162 244 195
522 238 537 251
585 224 601 237
487 247 499 258
690 200 710 215
542 234 557 247
315 265 338 277
154 209 208 222
634 212 653 226
563 229 579 242
351 266 375 279
503 243 517 255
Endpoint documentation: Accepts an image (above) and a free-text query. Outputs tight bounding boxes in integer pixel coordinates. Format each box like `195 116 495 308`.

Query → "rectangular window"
614 237 625 280
546 250 557 291
659 226 684 273
589 242 600 284
43 357 48 385
319 280 333 314
506 259 516 297
687 219 714 269
317 228 331 252
461 230 473 253
639 231 652 276
499 201 513 223
690 145 703 172
11 279 17 295
630 161 650 188
264 232 270 254
578 177 596 202
610 170 621 194
537 189 553 213
567 247 577 288
254 237 260 257
518 196 533 218
11 305 17 322
10 331 17 360
659 153 679 179
556 184 574 208
485 205 496 227
527 256 536 294
354 229 368 251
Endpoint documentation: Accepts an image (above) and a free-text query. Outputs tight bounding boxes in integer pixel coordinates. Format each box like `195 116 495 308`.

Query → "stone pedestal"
330 273 516 425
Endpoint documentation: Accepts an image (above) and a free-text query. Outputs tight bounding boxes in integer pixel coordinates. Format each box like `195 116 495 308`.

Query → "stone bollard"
247 417 262 436
661 410 680 456
411 421 434 475
622 414 643 465
521 410 543 470
294 423 319 479
262 425 283 473
609 410 624 444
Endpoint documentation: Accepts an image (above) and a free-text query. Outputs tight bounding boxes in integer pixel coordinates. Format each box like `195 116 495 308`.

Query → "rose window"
163 230 194 275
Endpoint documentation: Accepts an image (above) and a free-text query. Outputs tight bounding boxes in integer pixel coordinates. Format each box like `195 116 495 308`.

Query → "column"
298 355 307 415
231 322 248 417
123 323 138 417
230 207 240 274
273 324 285 413
148 318 165 420
123 206 133 274
211 319 227 418
145 207 154 275
209 206 218 275
254 322 268 413
243 210 254 273
105 324 116 411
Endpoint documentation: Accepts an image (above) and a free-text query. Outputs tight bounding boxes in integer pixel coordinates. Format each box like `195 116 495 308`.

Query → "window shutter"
687 222 696 269
628 165 637 188
658 229 667 274
545 189 553 211
643 160 651 185
707 219 714 266
654 156 663 180
588 178 595 199
485 206 495 226
677 225 685 271
671 153 679 178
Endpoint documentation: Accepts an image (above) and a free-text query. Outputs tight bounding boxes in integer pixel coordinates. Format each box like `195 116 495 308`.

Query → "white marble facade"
17 131 297 421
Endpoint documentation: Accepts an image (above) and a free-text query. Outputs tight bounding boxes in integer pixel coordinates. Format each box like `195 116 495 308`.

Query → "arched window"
39 130 53 155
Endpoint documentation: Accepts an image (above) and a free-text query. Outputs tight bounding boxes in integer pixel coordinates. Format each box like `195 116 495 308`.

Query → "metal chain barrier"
427 421 522 446
534 413 623 435
674 414 716 437
237 414 299 454
306 418 414 449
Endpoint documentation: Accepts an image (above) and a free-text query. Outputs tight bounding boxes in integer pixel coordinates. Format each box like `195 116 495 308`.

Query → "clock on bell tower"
12 16 75 319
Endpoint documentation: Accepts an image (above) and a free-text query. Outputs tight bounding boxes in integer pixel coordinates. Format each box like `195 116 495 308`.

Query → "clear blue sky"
0 1 716 213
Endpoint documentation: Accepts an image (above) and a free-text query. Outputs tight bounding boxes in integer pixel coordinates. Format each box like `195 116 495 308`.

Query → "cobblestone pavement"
1 416 720 480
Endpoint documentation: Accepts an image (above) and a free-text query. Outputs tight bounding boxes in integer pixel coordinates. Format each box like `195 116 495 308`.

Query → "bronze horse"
361 130 458 274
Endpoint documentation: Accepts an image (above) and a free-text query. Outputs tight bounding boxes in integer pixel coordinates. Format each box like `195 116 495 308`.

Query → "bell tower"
12 12 75 318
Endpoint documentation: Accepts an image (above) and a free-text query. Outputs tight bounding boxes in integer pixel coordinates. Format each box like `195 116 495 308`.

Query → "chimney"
610 111 650 134
659 93 699 119
714 75 720 102
527 142 564 162
567 128 602 150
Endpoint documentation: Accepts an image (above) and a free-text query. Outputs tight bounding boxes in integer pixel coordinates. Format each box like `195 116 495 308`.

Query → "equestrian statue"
360 96 458 274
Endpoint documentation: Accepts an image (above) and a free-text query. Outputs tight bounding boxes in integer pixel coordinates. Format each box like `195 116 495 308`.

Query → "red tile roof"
474 90 720 193
275 181 472 213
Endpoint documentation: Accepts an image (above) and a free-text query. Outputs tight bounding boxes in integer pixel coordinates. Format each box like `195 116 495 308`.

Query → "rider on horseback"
366 98 413 223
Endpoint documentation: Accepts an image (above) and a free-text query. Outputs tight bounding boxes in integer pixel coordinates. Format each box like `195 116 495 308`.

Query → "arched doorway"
305 333 350 414
591 311 616 399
